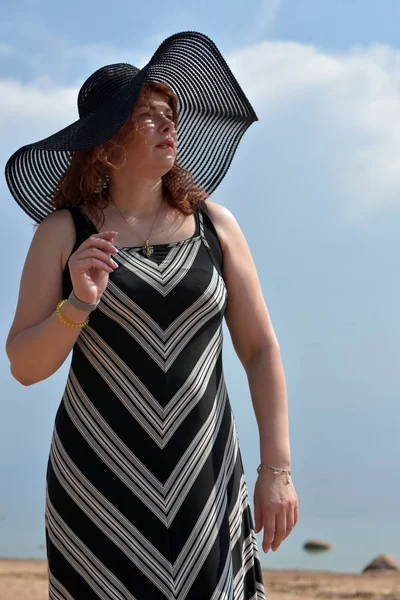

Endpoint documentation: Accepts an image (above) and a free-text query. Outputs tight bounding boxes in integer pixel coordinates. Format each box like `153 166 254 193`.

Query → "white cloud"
227 41 400 219
0 78 77 121
0 78 77 159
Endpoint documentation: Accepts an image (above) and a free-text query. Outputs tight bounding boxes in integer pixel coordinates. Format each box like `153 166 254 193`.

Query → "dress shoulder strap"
198 201 224 277
68 206 98 250
62 206 98 298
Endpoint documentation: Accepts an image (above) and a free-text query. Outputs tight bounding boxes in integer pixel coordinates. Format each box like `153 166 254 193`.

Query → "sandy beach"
1 558 400 599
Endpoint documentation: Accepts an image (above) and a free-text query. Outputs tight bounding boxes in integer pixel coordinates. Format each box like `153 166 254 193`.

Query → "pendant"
142 239 154 258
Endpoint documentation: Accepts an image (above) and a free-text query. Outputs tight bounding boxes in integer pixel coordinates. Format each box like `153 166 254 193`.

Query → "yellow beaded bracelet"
56 300 90 329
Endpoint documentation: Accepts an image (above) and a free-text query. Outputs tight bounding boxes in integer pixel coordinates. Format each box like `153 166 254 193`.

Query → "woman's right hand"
68 231 119 304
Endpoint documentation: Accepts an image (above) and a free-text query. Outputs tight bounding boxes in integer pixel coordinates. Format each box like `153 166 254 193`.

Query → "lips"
156 139 175 150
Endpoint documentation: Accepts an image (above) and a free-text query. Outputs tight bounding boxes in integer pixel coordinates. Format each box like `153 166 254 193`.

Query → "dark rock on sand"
303 539 333 553
362 554 400 573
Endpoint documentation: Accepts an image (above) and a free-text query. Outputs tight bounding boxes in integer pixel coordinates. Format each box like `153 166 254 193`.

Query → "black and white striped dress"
45 204 266 599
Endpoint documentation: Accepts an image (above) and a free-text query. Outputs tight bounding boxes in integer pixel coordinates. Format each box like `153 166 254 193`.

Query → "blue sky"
1 0 400 573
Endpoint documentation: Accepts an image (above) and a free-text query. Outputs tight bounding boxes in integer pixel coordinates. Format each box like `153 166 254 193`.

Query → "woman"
5 32 298 599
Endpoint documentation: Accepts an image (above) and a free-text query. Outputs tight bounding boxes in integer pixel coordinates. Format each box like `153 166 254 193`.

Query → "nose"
159 115 176 134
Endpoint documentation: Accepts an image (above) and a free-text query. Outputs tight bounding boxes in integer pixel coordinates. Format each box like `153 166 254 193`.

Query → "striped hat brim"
5 31 258 223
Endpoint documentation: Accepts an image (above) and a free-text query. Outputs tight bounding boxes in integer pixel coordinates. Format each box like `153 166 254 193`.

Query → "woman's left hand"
253 471 299 553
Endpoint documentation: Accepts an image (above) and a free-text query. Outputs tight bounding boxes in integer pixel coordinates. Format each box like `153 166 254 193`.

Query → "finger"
262 512 275 553
73 257 115 273
98 230 118 244
77 246 118 262
85 230 118 244
74 247 119 269
253 496 262 534
94 230 118 240
283 506 295 540
294 502 299 527
78 233 119 255
271 510 287 552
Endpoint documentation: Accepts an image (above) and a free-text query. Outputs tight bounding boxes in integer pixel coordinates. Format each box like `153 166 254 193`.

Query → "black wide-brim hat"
5 31 258 223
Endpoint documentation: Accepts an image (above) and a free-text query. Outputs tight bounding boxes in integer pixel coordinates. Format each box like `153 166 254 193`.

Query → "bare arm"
207 201 290 468
207 202 298 555
6 210 117 386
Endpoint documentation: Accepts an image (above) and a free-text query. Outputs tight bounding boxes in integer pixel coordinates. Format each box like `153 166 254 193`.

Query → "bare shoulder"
6 209 76 347
204 200 244 252
34 208 76 268
36 207 74 233
204 200 237 226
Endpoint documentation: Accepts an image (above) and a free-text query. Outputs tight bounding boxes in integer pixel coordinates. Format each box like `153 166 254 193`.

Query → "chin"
158 160 176 175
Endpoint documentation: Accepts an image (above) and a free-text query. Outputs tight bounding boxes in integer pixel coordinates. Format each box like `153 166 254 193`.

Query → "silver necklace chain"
112 198 165 258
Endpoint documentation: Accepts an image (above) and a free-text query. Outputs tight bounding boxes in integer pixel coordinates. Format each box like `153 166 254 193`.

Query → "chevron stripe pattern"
45 208 266 599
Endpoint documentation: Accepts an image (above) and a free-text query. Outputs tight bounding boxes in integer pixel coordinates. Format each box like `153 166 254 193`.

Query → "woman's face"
125 90 178 177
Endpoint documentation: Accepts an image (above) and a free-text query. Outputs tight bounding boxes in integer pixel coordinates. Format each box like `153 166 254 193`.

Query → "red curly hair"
53 82 208 224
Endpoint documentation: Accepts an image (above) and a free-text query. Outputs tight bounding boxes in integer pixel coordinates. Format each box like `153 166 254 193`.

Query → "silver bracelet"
68 290 100 313
257 463 292 484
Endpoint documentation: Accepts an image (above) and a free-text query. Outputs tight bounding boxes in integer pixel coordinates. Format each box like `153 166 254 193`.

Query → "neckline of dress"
77 206 201 250
117 234 201 251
